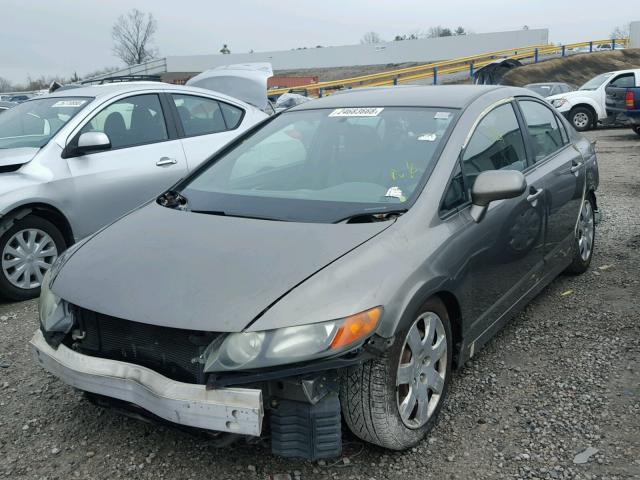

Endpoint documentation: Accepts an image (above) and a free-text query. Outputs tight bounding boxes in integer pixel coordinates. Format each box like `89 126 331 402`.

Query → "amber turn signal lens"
330 307 382 350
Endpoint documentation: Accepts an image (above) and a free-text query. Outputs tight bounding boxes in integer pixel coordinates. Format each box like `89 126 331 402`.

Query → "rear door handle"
527 188 544 203
156 157 177 167
570 162 583 173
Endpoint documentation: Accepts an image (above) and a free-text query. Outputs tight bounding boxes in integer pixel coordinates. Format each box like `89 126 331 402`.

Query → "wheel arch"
570 103 598 122
0 203 74 247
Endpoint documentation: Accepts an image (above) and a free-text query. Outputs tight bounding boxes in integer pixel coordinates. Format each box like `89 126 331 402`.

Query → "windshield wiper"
336 209 407 224
157 190 188 210
190 210 286 222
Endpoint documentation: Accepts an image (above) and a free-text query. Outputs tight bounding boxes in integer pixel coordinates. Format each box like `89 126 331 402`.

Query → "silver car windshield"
0 97 91 149
180 107 456 222
579 73 613 91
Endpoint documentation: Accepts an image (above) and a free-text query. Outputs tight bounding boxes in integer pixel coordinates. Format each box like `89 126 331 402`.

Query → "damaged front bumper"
29 330 264 436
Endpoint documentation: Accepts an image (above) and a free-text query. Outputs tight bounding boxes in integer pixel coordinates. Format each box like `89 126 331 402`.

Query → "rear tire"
0 215 66 301
569 106 595 132
565 197 595 275
340 298 452 450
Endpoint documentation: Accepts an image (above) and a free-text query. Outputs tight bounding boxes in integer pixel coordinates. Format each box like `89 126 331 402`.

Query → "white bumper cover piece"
30 330 263 436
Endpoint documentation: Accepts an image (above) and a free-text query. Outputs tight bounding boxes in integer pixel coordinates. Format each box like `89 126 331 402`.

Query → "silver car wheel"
396 312 447 429
573 112 589 129
2 228 58 289
577 200 594 261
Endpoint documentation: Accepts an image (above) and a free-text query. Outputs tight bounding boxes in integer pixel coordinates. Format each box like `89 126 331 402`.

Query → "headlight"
551 98 568 108
204 307 382 372
38 269 72 334
38 270 60 327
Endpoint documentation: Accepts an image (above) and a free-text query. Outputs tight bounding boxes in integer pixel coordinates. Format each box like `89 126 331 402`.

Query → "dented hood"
0 147 39 168
51 202 391 332
186 63 273 110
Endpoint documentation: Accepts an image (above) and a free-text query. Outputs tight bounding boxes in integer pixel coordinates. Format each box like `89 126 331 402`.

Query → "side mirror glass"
470 170 527 222
75 132 111 155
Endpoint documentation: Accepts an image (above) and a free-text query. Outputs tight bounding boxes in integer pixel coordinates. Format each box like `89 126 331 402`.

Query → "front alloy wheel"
0 216 66 301
340 298 452 450
396 312 447 429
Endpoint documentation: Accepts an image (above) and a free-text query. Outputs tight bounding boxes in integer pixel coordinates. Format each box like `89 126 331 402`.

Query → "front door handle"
570 162 583 173
156 157 177 167
527 188 544 203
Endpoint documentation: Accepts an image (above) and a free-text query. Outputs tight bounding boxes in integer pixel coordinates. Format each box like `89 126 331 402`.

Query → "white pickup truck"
547 68 640 131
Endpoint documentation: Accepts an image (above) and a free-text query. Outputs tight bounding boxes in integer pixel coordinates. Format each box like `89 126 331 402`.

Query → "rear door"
65 93 188 238
167 93 247 170
516 97 585 270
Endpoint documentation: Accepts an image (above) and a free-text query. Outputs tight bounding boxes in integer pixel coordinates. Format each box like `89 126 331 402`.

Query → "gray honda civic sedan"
32 85 598 458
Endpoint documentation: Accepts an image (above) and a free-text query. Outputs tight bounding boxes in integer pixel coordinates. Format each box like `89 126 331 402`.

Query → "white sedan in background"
0 68 270 300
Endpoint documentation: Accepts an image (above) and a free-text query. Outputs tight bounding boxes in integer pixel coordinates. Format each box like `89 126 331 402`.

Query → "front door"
65 93 188 238
453 101 546 339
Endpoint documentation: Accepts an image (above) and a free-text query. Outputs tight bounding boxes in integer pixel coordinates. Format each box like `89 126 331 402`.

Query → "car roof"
290 85 506 110
526 82 569 86
35 82 257 109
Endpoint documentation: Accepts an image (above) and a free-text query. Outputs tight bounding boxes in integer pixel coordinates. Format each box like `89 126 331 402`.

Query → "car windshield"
579 73 613 91
0 96 91 149
178 106 456 223
527 85 553 96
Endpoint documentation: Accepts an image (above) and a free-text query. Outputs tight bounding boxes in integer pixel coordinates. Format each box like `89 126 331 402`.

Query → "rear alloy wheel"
570 107 594 132
0 216 65 301
565 197 595 275
340 298 452 450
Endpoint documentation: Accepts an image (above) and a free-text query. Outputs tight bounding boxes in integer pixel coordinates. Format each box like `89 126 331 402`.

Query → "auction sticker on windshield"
52 100 87 108
329 107 384 117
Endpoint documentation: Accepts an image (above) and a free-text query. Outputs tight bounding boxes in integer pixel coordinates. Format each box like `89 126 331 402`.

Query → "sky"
0 0 632 84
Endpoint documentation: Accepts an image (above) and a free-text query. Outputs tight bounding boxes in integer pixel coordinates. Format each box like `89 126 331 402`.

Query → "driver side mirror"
470 170 527 223
74 132 111 156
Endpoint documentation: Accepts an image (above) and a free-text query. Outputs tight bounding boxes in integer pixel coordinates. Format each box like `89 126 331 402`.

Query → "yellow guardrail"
269 38 630 97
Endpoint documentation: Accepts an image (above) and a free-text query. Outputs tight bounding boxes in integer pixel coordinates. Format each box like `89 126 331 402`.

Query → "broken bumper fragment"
29 330 263 436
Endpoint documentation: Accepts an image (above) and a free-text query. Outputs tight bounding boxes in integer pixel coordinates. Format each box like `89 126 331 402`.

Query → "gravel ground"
1 128 638 480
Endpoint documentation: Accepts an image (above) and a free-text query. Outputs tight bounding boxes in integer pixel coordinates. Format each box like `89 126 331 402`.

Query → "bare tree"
427 26 452 38
611 24 630 39
0 76 13 93
220 44 231 54
361 31 383 44
112 9 158 66
454 26 466 36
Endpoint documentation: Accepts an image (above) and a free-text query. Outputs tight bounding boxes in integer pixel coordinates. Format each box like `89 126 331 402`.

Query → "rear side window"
219 102 244 129
172 94 227 137
461 103 527 187
81 94 167 149
519 100 565 161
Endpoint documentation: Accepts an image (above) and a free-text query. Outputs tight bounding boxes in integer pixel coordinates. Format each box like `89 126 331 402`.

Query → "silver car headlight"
551 98 568 108
38 268 72 335
38 269 61 328
204 307 382 372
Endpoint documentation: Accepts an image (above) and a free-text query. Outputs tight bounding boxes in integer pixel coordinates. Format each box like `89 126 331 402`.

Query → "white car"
547 69 640 131
0 74 269 300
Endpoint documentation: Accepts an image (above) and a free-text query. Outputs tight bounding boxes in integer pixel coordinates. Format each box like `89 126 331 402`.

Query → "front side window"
178 107 456 223
519 100 564 162
609 74 636 89
461 103 526 187
80 94 167 149
0 97 90 149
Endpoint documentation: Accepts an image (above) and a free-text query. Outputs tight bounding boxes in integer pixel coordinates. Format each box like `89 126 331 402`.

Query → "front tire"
340 298 452 450
0 215 66 301
565 197 595 275
569 106 595 132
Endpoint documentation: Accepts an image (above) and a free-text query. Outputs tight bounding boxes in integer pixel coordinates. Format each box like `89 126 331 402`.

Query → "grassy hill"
502 49 640 87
